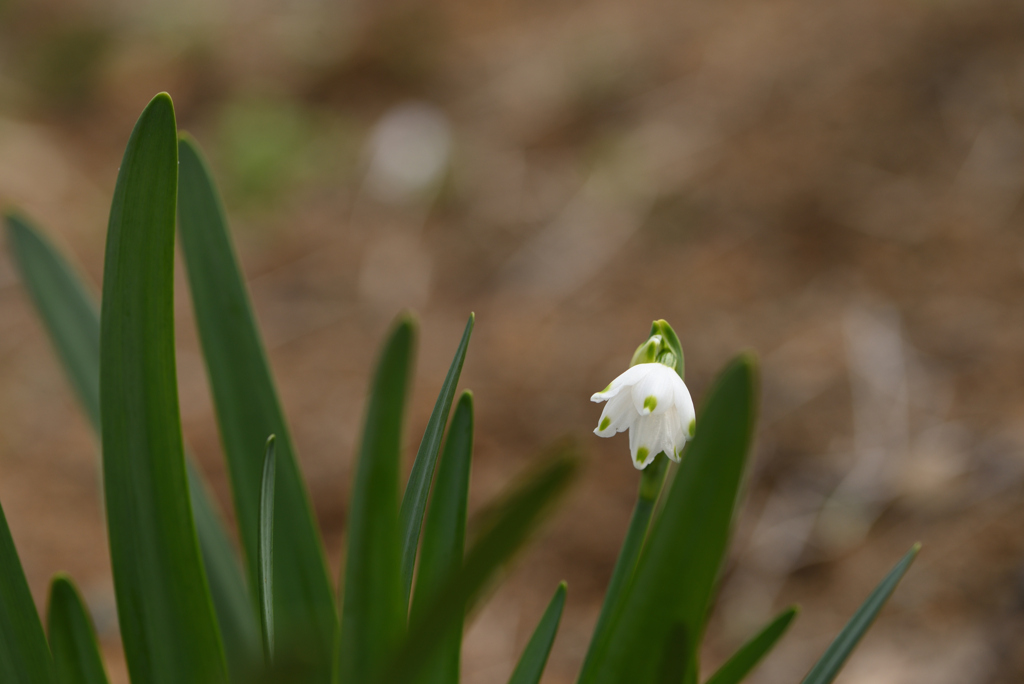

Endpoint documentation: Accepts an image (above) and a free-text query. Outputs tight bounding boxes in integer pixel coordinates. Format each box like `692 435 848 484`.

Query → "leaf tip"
734 350 760 375
2 206 21 225
139 92 177 132
150 91 174 108
177 132 201 157
48 572 73 593
47 572 81 616
393 311 419 337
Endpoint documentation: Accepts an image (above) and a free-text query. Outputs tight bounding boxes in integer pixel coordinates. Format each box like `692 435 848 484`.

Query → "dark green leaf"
100 92 227 684
705 606 797 684
577 455 668 683
0 494 55 684
800 545 919 684
177 134 336 679
5 210 260 684
337 318 416 683
410 392 474 684
382 447 579 684
186 466 261 682
4 212 100 430
400 314 474 605
507 582 566 684
586 355 758 684
47 575 109 684
258 436 277 663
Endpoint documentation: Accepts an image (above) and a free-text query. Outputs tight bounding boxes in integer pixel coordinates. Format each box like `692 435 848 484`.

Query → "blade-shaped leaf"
410 392 474 684
258 436 277 664
705 606 797 684
508 582 567 684
586 355 758 684
5 210 260 684
337 318 415 684
177 134 336 679
800 544 919 684
0 494 55 684
400 314 474 604
100 92 227 684
382 448 579 684
47 575 109 684
186 465 261 682
5 212 100 429
577 455 668 683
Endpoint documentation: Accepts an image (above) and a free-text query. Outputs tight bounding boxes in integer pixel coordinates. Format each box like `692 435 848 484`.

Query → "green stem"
577 454 669 683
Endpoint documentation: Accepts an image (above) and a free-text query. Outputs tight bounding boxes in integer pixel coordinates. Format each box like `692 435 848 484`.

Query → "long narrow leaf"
587 355 758 684
409 392 474 684
47 575 109 684
800 544 919 684
0 495 55 684
186 465 261 682
177 134 336 679
258 436 277 663
100 92 227 684
507 582 567 684
337 318 416 683
6 202 259 683
5 212 100 429
400 314 474 604
577 455 667 683
705 606 797 684
382 448 579 684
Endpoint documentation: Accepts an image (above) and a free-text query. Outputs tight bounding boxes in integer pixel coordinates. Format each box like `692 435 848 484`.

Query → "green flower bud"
629 320 685 380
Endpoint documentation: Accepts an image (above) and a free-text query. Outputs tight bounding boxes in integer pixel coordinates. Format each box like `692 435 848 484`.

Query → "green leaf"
337 318 416 684
258 436 277 664
382 447 580 684
100 92 227 684
577 455 668 683
409 392 474 684
705 606 797 684
800 545 919 684
400 314 474 605
4 210 260 684
585 355 758 684
186 465 261 682
508 582 567 684
4 212 100 430
177 134 336 678
0 494 55 684
47 575 109 684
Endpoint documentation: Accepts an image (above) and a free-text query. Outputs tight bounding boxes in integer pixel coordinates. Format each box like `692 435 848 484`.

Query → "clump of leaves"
1 93 916 684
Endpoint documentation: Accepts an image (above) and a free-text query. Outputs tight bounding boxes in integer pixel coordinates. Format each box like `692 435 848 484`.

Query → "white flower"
592 362 696 469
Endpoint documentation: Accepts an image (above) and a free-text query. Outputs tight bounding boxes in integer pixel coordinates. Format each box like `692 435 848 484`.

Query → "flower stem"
577 454 670 683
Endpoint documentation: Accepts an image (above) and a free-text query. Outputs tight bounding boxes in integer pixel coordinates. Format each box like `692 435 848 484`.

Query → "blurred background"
1 0 1023 681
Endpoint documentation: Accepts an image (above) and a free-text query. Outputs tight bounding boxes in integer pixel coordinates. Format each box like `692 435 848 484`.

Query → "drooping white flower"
592 362 696 469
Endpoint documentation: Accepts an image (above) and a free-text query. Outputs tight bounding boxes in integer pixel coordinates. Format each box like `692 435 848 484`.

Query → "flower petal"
629 413 666 469
662 409 685 462
673 380 696 438
591 363 652 403
594 391 635 437
631 363 679 416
